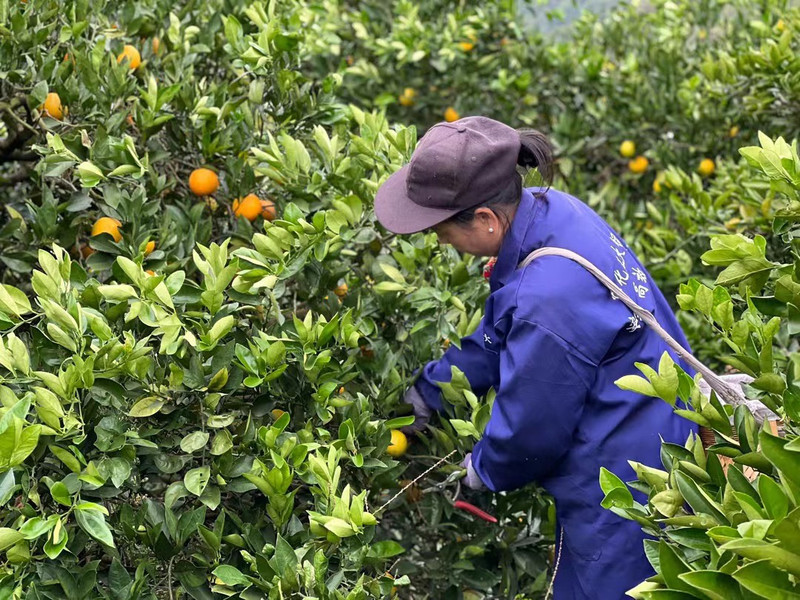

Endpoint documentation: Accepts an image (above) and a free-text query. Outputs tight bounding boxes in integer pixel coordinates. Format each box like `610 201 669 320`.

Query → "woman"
374 116 697 599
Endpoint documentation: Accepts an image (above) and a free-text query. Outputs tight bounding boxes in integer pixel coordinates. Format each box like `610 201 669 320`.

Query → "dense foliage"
1 0 800 598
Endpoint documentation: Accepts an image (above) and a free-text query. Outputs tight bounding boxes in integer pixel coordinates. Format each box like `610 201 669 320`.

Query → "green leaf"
184 466 210 496
180 431 209 454
367 540 405 558
733 559 800 599
212 565 249 587
50 481 71 507
761 430 800 493
719 538 800 577
659 540 695 594
75 506 115 547
759 475 790 521
615 375 658 397
128 396 164 418
0 528 23 551
679 571 744 600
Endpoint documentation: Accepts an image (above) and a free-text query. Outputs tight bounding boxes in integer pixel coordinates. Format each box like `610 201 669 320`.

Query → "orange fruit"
42 93 63 120
91 217 122 242
188 168 219 196
232 193 262 221
458 42 475 52
444 107 460 122
729 125 740 138
144 241 155 256
399 94 414 107
619 140 636 158
333 282 348 298
145 270 155 276
500 37 509 46
79 244 95 259
260 198 277 221
698 158 715 177
117 45 141 70
387 430 408 457
338 386 345 395
151 37 160 54
628 156 649 174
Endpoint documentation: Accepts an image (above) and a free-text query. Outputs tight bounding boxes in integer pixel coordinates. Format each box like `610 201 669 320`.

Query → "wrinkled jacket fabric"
415 187 697 599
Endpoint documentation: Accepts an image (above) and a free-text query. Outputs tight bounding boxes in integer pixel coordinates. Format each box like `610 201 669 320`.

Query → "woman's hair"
446 128 554 228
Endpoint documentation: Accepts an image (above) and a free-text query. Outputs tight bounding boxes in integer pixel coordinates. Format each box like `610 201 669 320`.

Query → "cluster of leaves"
0 0 551 598
601 133 800 598
4 0 800 598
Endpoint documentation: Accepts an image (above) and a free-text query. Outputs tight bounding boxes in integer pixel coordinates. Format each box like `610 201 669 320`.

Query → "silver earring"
488 228 494 233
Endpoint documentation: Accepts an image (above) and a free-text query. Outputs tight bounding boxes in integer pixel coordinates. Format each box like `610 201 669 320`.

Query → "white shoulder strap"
518 247 744 408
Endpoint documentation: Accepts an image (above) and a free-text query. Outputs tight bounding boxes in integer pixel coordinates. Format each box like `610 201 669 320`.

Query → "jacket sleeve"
471 316 596 492
414 318 500 411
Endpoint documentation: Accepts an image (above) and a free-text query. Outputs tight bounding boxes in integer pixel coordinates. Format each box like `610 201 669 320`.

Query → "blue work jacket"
415 187 698 599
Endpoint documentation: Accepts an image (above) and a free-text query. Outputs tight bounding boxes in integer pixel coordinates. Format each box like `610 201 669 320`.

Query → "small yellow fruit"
145 269 155 276
387 430 408 458
653 171 666 193
152 37 160 54
777 19 786 32
43 92 63 120
628 156 649 174
444 107 460 122
144 241 155 256
724 217 741 231
117 45 141 70
271 409 286 420
729 125 739 138
698 158 716 177
188 168 220 196
334 282 348 298
399 93 415 107
458 42 475 52
619 140 636 158
91 217 122 242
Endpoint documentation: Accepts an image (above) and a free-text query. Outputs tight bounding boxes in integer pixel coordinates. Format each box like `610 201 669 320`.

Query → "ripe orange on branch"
387 430 408 457
117 45 141 70
91 217 122 242
232 194 263 221
628 156 649 174
188 168 219 196
444 107 460 122
42 93 63 120
144 241 155 256
619 140 636 158
260 198 277 221
698 158 715 177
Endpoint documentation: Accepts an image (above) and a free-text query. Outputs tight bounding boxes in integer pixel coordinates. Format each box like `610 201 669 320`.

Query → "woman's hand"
461 453 486 491
400 385 433 434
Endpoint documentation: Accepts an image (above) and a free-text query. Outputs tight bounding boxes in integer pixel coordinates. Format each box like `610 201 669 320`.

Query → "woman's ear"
473 207 499 232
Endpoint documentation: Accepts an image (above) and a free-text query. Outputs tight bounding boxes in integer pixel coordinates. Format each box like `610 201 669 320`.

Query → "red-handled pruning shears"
422 469 498 523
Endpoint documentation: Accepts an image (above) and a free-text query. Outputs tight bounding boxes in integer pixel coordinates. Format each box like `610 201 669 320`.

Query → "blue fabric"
415 187 698 599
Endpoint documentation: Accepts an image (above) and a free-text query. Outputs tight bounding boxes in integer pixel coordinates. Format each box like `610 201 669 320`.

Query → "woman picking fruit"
374 116 697 599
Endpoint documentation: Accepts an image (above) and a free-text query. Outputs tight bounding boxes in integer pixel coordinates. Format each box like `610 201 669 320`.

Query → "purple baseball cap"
375 116 522 234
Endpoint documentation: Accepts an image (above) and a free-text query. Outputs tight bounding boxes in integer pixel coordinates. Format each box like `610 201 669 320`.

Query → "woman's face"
432 207 511 257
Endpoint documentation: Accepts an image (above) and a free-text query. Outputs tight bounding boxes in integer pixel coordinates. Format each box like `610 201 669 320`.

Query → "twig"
544 528 564 600
167 555 175 600
376 449 457 514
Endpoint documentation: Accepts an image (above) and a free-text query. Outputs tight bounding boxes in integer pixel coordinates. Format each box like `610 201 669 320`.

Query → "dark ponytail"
446 127 555 227
518 128 554 187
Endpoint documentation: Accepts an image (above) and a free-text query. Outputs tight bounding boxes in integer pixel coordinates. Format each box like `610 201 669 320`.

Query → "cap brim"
374 165 463 234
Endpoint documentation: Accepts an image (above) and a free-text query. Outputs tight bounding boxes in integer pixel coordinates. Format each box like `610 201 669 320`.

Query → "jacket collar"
489 187 544 292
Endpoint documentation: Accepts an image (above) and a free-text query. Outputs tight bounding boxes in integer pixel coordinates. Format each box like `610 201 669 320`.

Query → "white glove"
461 453 486 491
